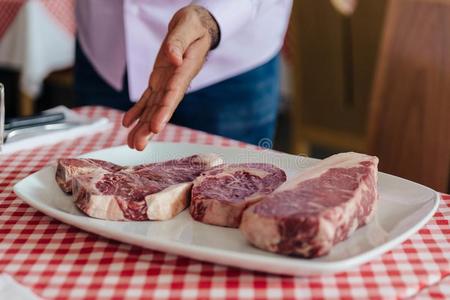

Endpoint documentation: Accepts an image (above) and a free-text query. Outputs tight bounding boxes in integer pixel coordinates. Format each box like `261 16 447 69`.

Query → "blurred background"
0 0 449 192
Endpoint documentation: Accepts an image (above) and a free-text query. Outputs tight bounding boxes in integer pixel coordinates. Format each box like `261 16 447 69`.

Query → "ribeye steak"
61 154 223 220
190 163 286 227
56 158 123 193
240 152 378 258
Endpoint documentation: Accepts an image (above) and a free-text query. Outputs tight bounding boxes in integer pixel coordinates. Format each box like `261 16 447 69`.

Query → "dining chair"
367 0 450 192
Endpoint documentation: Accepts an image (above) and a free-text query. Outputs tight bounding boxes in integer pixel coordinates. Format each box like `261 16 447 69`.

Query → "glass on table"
0 83 4 151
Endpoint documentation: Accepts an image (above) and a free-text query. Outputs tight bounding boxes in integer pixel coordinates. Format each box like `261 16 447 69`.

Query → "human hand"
122 5 219 151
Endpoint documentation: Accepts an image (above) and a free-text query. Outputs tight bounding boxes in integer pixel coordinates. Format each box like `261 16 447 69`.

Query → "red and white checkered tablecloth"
0 106 448 299
0 0 75 39
0 0 75 98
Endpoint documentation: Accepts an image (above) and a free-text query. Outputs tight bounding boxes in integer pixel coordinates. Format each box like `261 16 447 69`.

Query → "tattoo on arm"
194 6 220 50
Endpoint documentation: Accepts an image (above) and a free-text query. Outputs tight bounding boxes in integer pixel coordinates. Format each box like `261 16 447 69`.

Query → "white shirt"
76 0 293 101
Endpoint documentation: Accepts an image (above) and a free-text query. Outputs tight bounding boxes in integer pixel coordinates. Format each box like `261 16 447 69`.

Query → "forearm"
191 0 257 45
190 5 220 50
123 4 223 150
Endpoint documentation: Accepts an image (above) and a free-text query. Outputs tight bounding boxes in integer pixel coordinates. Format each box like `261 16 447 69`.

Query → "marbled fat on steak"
190 163 287 227
55 158 123 193
59 154 223 221
127 154 222 185
240 152 379 258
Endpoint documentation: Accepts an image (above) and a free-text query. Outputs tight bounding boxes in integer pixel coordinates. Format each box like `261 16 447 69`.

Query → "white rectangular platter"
14 142 439 276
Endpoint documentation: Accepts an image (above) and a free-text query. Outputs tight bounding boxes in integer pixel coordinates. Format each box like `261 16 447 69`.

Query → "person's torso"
76 0 292 101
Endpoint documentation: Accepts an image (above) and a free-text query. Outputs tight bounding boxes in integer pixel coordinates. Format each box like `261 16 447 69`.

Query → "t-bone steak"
240 152 378 258
65 154 223 221
190 163 287 227
56 158 123 193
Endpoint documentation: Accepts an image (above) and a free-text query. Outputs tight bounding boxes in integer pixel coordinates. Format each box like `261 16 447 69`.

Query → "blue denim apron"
75 42 281 145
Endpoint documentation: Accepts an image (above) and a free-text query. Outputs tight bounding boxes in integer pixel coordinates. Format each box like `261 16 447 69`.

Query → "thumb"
165 14 205 66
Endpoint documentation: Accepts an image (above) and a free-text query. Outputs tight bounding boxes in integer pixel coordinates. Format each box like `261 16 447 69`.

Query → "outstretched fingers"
127 92 159 150
122 87 152 128
151 40 209 134
150 90 181 133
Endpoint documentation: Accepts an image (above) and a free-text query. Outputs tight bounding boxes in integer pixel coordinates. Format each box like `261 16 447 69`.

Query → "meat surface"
190 163 286 227
55 158 123 193
70 154 223 221
240 152 378 258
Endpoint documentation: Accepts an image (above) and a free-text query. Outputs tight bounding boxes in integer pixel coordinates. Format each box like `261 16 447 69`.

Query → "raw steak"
240 152 378 258
56 158 123 193
190 163 286 227
71 154 223 221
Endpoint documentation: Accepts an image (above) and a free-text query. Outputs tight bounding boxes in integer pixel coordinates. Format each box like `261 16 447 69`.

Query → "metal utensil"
3 122 86 144
5 112 66 131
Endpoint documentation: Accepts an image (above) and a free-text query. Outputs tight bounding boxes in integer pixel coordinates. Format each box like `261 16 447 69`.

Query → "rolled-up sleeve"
191 0 259 43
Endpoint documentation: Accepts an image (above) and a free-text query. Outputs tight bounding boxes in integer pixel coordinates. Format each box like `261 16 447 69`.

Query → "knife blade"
3 122 87 144
4 112 65 131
